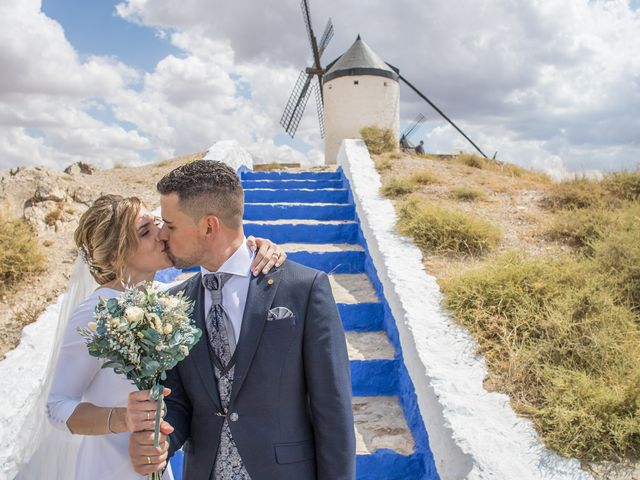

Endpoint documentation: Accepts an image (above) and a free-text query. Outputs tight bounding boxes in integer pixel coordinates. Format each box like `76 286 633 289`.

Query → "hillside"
0 152 205 359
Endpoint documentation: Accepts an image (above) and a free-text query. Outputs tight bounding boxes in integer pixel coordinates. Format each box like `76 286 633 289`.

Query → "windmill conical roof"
324 35 399 83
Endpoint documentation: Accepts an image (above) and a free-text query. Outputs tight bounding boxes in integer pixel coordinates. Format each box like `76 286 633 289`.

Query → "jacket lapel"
183 273 223 411
230 265 283 405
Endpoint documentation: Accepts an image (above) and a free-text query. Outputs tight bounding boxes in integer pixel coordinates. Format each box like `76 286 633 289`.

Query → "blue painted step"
242 179 344 189
286 250 365 274
351 359 398 396
244 203 355 221
242 171 341 180
244 188 349 204
244 221 357 244
339 303 384 331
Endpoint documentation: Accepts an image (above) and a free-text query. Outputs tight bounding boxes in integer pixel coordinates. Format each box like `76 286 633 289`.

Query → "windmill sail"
280 0 333 139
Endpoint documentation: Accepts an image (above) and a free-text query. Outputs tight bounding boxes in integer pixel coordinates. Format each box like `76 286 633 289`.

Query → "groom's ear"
201 214 221 237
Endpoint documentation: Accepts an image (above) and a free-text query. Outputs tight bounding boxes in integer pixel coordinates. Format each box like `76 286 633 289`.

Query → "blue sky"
1 0 639 176
42 0 178 72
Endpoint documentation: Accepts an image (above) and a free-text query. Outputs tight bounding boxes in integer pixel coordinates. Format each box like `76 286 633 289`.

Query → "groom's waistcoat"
164 260 356 480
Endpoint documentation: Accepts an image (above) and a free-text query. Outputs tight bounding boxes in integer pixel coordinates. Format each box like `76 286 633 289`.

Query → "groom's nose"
158 224 169 241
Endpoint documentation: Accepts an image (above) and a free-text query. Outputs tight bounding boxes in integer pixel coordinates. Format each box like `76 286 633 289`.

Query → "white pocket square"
267 307 294 321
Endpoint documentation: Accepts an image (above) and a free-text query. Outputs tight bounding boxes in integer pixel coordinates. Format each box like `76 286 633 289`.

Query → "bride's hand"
126 388 171 432
247 236 286 276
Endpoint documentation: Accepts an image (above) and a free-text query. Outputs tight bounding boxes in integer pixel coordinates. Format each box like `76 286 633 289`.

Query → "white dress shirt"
200 238 254 343
47 286 172 480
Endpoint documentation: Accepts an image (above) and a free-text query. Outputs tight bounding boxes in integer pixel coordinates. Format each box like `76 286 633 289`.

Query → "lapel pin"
267 278 274 286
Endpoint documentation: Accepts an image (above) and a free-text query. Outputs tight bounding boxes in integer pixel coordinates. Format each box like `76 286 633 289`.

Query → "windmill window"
354 80 359 85
328 84 332 90
384 82 388 86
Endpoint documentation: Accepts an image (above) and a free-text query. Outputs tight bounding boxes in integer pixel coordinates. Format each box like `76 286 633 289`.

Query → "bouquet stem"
148 382 165 480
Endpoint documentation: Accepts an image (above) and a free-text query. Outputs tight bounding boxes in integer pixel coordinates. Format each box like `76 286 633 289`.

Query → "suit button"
229 412 239 422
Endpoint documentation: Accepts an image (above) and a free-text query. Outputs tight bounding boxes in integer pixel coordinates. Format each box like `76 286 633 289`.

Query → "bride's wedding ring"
146 412 151 421
146 456 152 465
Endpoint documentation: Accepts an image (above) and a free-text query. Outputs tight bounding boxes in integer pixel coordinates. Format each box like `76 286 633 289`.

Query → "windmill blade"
312 79 325 138
280 70 315 138
398 73 489 159
300 0 322 70
318 18 334 59
401 113 426 140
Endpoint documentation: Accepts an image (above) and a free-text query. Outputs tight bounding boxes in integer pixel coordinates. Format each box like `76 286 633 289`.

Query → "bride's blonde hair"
74 194 143 285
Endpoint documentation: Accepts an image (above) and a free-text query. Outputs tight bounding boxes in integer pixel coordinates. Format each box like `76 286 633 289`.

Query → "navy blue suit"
165 260 355 479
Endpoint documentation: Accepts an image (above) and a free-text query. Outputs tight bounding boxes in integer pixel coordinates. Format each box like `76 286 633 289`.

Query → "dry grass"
360 125 397 155
409 169 440 185
397 195 501 256
0 217 46 295
44 202 65 226
602 170 640 202
381 177 418 198
441 252 640 461
542 177 614 211
449 186 485 202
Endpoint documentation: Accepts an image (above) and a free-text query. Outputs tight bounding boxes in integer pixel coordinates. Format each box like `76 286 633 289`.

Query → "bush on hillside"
441 252 640 460
0 217 46 294
542 178 614 211
547 207 612 251
381 177 417 198
409 169 440 185
590 205 640 311
449 186 484 202
457 153 486 169
360 126 397 155
602 170 640 202
397 195 500 256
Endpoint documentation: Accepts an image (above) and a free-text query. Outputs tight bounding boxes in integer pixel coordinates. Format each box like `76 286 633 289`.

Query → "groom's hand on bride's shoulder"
126 387 173 433
128 429 171 475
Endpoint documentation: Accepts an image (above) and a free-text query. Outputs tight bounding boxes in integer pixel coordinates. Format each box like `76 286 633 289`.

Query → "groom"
127 160 355 479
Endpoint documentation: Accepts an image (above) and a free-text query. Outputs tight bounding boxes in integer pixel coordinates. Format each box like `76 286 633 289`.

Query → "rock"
64 162 96 176
71 186 94 205
33 181 66 203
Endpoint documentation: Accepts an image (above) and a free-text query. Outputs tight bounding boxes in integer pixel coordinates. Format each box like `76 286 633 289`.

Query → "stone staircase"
169 169 437 479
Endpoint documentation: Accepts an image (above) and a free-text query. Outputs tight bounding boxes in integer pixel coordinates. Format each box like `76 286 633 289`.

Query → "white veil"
16 256 98 479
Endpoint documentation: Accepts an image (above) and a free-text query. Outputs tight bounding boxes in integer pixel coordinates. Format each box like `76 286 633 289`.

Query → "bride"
19 194 285 479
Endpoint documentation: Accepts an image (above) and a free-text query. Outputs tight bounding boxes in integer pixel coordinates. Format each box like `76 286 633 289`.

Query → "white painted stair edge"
338 139 592 480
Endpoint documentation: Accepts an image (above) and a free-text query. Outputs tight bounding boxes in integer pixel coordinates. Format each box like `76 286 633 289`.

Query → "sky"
0 0 638 178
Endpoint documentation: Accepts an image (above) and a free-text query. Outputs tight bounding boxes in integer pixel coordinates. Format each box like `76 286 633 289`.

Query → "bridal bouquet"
79 283 201 479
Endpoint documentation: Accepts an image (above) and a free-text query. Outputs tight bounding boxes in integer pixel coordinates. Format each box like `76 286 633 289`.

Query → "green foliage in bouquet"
78 284 201 390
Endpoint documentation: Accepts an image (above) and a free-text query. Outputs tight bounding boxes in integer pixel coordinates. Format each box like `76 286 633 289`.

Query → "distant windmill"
399 113 426 150
280 0 334 139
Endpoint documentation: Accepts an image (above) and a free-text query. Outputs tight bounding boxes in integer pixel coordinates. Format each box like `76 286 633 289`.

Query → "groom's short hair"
157 160 244 228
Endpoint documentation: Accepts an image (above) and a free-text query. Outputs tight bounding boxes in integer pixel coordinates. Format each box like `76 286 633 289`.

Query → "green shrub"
409 169 440 185
589 204 640 311
381 177 417 198
441 253 640 460
602 170 640 202
449 186 484 202
360 125 397 155
374 156 393 173
397 195 500 256
457 153 487 169
0 217 46 294
543 178 613 211
547 207 612 250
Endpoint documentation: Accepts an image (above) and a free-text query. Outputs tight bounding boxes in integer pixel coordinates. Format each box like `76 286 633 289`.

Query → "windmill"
280 0 334 139
399 113 426 150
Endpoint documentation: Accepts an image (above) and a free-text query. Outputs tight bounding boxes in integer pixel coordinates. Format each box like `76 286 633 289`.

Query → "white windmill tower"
322 35 400 163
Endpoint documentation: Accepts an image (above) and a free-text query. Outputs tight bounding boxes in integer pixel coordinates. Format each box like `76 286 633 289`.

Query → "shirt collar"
200 237 254 279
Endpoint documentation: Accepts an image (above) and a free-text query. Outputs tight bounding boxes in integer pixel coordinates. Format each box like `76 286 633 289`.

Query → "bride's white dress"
47 287 173 480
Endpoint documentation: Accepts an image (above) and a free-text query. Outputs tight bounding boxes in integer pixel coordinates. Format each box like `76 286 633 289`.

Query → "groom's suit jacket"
165 260 356 480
